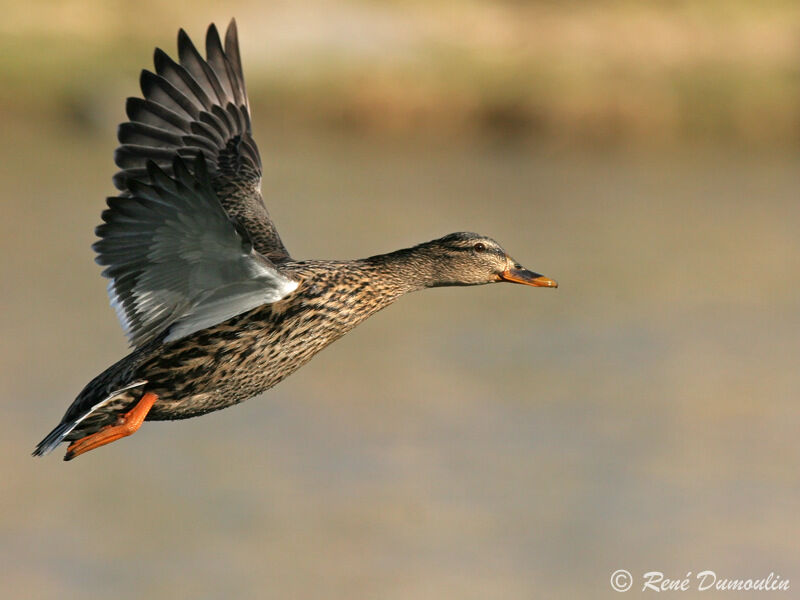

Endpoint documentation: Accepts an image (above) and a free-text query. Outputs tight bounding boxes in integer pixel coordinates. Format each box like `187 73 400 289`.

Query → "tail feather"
32 421 79 457
32 379 147 458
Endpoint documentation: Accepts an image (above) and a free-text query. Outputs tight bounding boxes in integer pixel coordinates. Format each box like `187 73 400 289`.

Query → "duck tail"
32 421 79 457
32 379 148 458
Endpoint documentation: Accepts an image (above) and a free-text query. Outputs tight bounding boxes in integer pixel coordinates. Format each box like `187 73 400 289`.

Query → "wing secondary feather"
94 155 298 347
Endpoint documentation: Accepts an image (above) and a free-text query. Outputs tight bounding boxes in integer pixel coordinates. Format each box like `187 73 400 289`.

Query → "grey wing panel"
164 280 284 342
94 155 297 348
114 20 290 262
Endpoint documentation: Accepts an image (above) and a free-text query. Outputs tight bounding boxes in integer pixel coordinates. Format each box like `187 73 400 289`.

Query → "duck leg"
64 392 158 461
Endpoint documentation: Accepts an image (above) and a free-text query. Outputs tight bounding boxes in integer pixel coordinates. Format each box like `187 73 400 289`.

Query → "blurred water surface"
1 114 799 599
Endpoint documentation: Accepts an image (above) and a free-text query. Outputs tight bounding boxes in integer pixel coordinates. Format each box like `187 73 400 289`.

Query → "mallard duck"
33 20 556 461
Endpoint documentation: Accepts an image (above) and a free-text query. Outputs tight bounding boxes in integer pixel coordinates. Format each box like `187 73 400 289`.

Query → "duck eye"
473 242 486 253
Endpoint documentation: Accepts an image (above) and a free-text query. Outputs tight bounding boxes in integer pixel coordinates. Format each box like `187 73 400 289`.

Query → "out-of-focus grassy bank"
2 0 799 147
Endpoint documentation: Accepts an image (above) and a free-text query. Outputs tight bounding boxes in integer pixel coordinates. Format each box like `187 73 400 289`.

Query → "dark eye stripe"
447 241 498 253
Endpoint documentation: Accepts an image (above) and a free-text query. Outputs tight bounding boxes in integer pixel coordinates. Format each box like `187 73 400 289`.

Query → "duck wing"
95 155 298 348
113 20 289 263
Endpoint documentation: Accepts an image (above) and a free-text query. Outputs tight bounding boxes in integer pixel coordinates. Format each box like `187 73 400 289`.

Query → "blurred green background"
2 1 799 598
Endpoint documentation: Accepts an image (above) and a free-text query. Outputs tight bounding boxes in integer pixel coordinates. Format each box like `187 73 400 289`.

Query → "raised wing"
94 155 298 348
114 20 290 262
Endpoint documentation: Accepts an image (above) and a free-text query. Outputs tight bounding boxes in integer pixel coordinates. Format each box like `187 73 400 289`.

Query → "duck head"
417 232 557 289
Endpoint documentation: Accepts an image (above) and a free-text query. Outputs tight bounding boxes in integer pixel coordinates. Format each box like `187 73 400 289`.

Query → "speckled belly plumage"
63 266 396 440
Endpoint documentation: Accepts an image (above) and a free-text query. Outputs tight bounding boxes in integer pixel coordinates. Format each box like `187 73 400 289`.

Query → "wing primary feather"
204 24 236 102
109 20 291 309
153 48 214 111
118 122 183 147
178 29 227 106
224 20 247 107
140 70 201 119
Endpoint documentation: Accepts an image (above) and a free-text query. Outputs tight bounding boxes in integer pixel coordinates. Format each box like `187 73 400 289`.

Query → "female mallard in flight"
33 20 556 461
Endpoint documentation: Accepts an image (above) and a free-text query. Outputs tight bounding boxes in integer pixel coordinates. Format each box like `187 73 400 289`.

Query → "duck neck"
363 244 441 294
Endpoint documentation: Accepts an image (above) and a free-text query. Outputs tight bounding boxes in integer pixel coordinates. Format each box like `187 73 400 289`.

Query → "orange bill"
497 267 558 288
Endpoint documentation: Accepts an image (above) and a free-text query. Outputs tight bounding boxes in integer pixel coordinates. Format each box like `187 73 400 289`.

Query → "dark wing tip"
153 47 170 72
144 159 167 182
124 96 143 121
225 19 239 47
177 27 199 59
172 154 192 181
206 22 222 46
138 69 151 93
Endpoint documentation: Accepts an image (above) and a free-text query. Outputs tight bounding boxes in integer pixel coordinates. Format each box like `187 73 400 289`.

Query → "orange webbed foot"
64 392 158 461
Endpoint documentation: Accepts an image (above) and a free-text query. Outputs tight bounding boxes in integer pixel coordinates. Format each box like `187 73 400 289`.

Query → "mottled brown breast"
139 259 403 420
